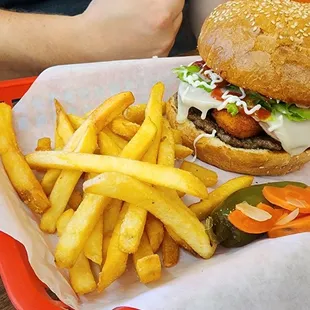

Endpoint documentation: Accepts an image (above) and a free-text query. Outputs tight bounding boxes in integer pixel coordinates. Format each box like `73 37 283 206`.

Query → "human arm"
0 0 184 80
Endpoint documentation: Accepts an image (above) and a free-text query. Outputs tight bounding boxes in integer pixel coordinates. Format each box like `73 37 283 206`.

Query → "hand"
80 0 185 59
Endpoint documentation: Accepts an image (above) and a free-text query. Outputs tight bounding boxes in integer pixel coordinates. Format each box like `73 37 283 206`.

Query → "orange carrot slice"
263 186 310 214
268 215 310 238
228 203 281 234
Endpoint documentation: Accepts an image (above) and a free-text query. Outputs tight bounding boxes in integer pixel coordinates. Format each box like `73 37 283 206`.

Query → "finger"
167 0 185 20
172 11 183 34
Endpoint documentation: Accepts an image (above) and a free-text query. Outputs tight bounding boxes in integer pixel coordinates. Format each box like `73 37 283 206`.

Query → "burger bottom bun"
166 95 310 176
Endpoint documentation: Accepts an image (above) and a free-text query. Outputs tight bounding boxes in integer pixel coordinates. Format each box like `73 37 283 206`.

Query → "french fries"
123 101 166 125
84 172 216 259
35 137 52 151
56 209 74 237
26 152 208 199
145 214 164 253
0 103 50 214
190 176 255 220
162 229 179 268
55 194 112 268
180 161 218 188
68 114 85 130
84 215 104 265
69 253 97 295
101 128 127 149
110 117 140 140
133 232 161 284
172 129 182 144
40 124 98 233
98 131 122 157
98 204 129 292
56 208 96 295
119 204 147 253
68 190 83 210
2 82 240 296
41 100 74 195
102 199 122 236
175 144 193 159
119 82 164 254
123 104 147 124
55 95 158 269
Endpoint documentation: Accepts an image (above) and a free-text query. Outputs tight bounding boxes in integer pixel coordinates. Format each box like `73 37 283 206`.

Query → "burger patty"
188 107 282 151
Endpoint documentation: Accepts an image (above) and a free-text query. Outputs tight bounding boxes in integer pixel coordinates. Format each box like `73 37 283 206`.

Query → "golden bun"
198 0 310 107
166 95 310 176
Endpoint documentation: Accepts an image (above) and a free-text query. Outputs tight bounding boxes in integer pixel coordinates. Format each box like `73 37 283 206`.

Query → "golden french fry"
84 215 104 265
68 114 85 130
40 124 98 233
180 161 218 188
145 214 164 253
27 152 208 199
119 204 147 253
119 84 164 254
35 137 52 151
68 190 83 210
175 144 193 159
103 199 122 236
55 105 156 269
110 118 141 140
102 232 112 265
158 118 175 167
123 104 147 124
0 104 50 214
55 100 75 143
41 100 75 195
42 93 133 195
162 229 179 268
172 129 182 144
133 232 161 284
120 117 157 160
190 176 255 220
98 204 129 292
69 253 97 295
55 194 112 268
98 131 122 157
142 82 164 164
101 127 128 149
54 130 64 150
54 202 96 295
56 208 75 237
165 226 197 256
84 172 216 259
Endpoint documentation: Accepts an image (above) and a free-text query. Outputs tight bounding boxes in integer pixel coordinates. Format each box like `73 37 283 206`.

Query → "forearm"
0 10 93 80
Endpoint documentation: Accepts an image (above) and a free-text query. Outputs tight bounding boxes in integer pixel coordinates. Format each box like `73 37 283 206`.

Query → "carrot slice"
268 215 310 238
228 203 281 234
263 186 310 214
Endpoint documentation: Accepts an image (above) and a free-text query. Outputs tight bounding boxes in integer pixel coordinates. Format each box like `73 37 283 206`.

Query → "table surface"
0 49 199 310
0 277 14 310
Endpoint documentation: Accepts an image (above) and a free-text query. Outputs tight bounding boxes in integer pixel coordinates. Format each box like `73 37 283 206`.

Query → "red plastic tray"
0 77 138 310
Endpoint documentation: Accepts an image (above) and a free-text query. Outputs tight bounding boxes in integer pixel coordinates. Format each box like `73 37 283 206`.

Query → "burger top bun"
198 0 310 107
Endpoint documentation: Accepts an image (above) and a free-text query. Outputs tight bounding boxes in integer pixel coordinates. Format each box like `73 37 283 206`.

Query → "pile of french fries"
0 82 254 296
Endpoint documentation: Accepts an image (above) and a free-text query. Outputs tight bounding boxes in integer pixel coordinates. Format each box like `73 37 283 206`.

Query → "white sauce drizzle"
189 129 217 163
268 114 283 132
218 89 261 115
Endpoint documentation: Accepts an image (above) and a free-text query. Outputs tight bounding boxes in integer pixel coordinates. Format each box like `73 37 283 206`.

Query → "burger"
166 0 310 176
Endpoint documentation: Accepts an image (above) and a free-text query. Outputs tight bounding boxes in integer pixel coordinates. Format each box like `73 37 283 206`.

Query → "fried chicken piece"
212 109 262 139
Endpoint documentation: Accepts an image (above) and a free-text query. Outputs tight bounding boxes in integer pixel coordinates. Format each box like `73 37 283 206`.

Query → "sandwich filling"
173 60 310 156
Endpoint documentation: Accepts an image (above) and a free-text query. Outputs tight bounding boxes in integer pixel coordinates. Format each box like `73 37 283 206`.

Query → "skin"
0 0 184 80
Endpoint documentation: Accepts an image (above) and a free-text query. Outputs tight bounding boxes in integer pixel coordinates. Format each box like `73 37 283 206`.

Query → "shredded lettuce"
173 66 310 122
172 65 213 93
226 103 239 116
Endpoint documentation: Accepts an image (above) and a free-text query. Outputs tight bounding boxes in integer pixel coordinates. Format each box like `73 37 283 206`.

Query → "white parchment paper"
1 56 310 310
